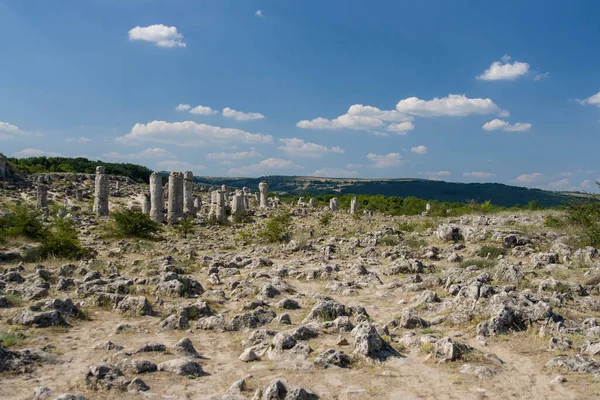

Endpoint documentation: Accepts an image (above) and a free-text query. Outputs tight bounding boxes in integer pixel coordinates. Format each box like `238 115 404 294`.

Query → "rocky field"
1 173 600 399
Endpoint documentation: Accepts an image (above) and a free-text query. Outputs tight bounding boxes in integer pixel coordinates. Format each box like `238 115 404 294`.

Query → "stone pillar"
298 197 305 206
209 190 227 223
115 181 120 191
167 172 184 223
183 171 194 214
426 203 431 211
231 190 245 216
75 190 83 201
149 172 164 223
141 193 151 214
350 196 358 214
309 198 316 207
36 185 48 209
329 198 338 211
93 166 109 216
259 180 268 209
0 156 6 180
242 187 251 210
194 196 202 213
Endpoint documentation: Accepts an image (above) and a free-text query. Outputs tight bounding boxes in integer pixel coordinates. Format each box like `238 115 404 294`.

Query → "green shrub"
319 212 333 226
476 245 506 258
398 222 415 232
174 216 195 237
457 258 497 269
0 331 28 347
565 197 600 247
379 234 400 246
258 212 292 243
0 203 47 240
544 215 566 229
111 208 161 239
38 217 90 260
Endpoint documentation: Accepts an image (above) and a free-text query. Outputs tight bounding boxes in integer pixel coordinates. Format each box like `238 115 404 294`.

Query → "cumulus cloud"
311 167 358 178
175 104 191 111
116 120 273 147
228 158 302 177
477 55 530 81
534 72 550 82
255 10 264 17
419 171 451 180
395 94 500 117
515 172 544 183
463 171 496 178
581 180 592 190
411 145 428 154
128 24 186 48
278 138 344 158
367 153 404 168
190 105 218 115
13 148 61 158
297 104 413 132
0 121 24 140
545 179 570 190
222 107 265 121
482 119 532 132
576 91 600 107
65 136 91 144
103 147 175 161
156 160 206 174
206 149 262 160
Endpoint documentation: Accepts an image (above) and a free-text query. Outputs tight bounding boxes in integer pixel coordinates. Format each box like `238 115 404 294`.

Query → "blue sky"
1 0 599 191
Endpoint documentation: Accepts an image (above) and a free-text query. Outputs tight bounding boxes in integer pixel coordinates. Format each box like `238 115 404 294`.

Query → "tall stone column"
167 172 184 223
183 171 194 214
149 172 164 223
309 198 316 207
242 187 251 209
259 180 268 209
329 198 338 211
36 185 48 209
0 156 6 181
141 193 151 214
231 190 245 216
194 196 202 213
208 190 227 223
350 196 358 214
93 166 109 216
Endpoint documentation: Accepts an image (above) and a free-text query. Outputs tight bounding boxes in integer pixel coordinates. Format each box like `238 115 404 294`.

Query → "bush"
457 259 497 269
0 203 47 240
38 217 90 260
565 197 600 247
111 208 162 239
258 212 292 243
174 216 195 237
319 212 333 226
476 245 506 258
544 215 566 228
379 235 400 246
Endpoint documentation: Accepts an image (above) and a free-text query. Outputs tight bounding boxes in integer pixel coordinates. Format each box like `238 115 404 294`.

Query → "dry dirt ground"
1 176 600 399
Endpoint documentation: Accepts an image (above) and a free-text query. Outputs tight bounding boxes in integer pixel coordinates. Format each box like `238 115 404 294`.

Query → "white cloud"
419 171 451 180
278 138 344 158
175 104 191 111
228 158 302 177
366 153 404 168
311 168 358 178
534 72 550 82
544 179 570 190
477 55 530 81
411 145 428 154
577 91 600 107
0 121 24 140
581 180 592 190
156 160 206 174
13 148 62 158
222 107 265 121
103 147 175 161
482 119 532 132
190 105 218 115
558 172 573 177
255 10 264 18
395 94 500 117
65 136 91 144
297 104 413 132
206 149 262 160
463 171 496 178
128 24 186 48
515 172 543 183
116 120 274 147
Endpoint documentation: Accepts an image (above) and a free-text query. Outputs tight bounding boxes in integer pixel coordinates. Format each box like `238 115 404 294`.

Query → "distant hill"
194 176 573 207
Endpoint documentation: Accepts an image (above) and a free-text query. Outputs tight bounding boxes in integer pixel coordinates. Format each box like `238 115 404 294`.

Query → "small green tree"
0 203 47 240
38 217 90 260
565 196 600 247
111 208 162 239
258 211 292 243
